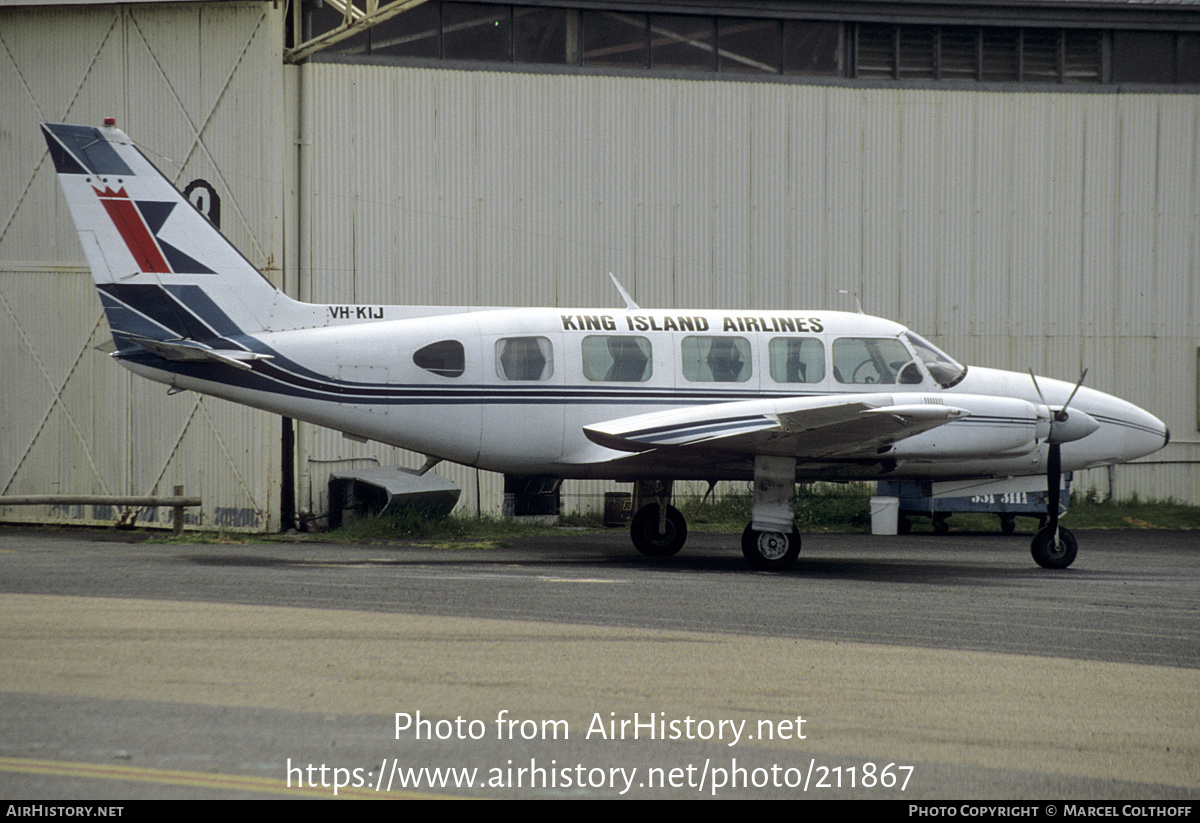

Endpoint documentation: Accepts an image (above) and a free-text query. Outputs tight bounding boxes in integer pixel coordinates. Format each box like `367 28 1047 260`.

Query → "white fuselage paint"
123 307 1167 484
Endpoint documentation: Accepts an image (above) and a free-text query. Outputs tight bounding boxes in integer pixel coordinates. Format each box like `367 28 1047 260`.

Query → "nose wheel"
1031 440 1076 568
1031 525 1077 569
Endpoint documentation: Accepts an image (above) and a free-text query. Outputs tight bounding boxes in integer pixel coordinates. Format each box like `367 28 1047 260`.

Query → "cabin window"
496 336 554 380
768 337 825 384
412 340 465 378
582 335 653 382
681 336 752 382
832 337 914 385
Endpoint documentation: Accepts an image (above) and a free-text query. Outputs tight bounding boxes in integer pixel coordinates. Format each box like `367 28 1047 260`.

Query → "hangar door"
0 2 287 530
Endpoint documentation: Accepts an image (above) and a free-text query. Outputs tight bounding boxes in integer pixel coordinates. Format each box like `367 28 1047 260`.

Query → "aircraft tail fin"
41 121 290 352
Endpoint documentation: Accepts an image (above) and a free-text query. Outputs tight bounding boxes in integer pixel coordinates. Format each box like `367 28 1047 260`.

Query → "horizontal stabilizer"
127 337 273 372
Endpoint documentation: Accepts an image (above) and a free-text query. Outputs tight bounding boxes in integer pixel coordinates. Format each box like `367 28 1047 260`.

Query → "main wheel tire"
741 524 801 572
1030 525 1077 569
630 504 687 557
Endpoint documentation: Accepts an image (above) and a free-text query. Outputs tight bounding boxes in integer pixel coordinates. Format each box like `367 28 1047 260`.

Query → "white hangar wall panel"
300 64 1197 511
0 2 286 530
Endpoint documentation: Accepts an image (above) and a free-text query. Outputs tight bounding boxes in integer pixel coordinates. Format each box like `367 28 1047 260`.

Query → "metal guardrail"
0 486 201 534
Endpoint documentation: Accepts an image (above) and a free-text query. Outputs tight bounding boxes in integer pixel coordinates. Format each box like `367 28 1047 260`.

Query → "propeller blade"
1028 369 1047 406
1059 368 1089 418
1031 369 1097 442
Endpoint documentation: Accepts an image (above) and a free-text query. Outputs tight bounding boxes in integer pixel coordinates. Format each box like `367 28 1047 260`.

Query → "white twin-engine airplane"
42 120 1170 571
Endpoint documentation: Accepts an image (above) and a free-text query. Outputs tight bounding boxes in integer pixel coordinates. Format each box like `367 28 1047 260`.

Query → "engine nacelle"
887 396 1042 460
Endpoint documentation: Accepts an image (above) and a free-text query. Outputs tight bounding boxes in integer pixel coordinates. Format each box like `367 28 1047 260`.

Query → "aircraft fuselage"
118 306 1165 486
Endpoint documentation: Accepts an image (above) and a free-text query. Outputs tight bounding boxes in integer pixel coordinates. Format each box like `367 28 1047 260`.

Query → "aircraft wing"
582 394 969 460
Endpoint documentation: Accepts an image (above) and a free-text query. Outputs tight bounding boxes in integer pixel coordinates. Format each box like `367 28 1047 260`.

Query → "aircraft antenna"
609 273 640 310
838 289 864 314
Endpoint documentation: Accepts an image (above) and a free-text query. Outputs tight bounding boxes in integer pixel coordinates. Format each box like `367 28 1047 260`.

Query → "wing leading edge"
582 394 969 460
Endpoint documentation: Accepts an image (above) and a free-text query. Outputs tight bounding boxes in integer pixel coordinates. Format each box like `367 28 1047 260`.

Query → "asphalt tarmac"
0 526 1196 799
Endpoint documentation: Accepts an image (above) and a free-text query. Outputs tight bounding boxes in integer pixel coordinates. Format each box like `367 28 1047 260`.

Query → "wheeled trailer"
875 475 1070 535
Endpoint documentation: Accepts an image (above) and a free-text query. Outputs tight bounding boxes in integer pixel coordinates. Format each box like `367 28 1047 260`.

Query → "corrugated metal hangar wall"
2 1 1197 530
297 63 1199 515
1 2 287 529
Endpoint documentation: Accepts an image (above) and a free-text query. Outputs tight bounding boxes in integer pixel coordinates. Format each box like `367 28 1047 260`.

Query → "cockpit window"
832 337 914 385
902 331 967 388
413 340 465 378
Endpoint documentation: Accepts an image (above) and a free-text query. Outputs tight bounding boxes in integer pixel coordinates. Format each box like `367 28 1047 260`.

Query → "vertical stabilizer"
41 121 289 349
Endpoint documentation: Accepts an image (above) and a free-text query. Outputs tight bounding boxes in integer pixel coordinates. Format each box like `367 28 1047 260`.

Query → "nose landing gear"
1031 440 1076 569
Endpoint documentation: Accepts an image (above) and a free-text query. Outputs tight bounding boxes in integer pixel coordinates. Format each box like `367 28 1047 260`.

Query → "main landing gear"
630 456 804 572
628 479 688 557
741 524 801 572
740 455 802 571
629 501 687 557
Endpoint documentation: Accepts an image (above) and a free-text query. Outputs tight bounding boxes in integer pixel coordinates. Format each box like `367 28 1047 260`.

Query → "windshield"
902 331 967 388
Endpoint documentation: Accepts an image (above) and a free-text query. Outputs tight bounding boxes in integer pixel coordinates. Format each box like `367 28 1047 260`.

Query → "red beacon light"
103 117 116 127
